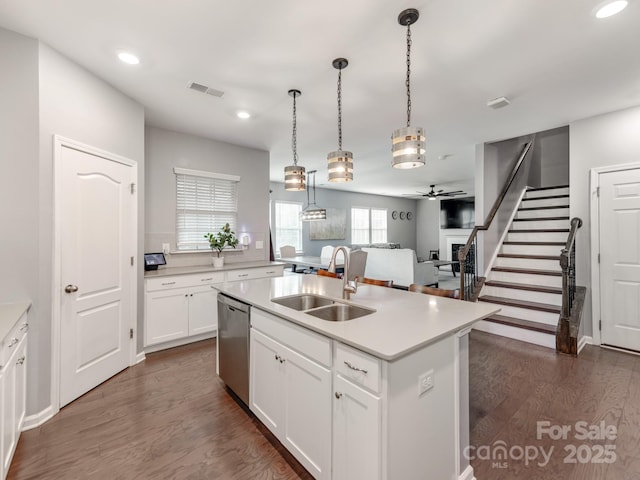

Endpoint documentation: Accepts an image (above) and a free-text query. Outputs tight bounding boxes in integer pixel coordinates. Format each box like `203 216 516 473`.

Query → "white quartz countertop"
0 301 31 342
144 261 285 278
214 275 500 361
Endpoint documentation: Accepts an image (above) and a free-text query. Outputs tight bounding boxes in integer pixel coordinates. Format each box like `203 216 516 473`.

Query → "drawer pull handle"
344 360 368 374
161 281 176 286
16 356 25 366
335 392 343 399
238 274 249 278
20 323 29 332
8 338 19 348
201 278 213 281
266 271 275 274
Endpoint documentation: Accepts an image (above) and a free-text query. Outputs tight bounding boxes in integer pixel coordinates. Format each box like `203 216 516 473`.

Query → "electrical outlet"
162 243 170 255
418 369 434 396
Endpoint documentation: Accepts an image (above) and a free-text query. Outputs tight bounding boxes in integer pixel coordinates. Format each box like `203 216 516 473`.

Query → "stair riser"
488 270 563 288
481 303 559 325
501 244 564 256
517 207 570 219
520 197 569 208
482 286 562 306
474 320 556 349
525 187 570 198
507 231 568 242
496 257 561 270
511 219 569 230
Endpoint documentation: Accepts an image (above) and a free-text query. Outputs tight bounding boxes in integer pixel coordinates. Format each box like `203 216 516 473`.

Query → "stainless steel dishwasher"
217 293 251 405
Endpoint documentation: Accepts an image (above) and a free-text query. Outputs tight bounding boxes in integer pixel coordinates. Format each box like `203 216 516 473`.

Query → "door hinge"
598 253 600 264
130 183 136 194
130 328 134 339
130 256 134 266
599 320 602 331
596 186 600 197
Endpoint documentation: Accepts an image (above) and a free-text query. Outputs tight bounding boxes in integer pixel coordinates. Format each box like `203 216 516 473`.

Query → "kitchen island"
214 274 499 480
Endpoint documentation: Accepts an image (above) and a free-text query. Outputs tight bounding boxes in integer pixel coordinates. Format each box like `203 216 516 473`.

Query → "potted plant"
204 223 239 268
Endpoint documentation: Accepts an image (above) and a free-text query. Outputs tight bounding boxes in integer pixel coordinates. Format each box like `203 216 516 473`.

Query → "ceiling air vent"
187 81 224 98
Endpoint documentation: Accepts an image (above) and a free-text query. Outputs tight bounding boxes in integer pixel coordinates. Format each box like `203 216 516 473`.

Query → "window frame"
274 200 304 256
350 206 388 245
174 167 240 252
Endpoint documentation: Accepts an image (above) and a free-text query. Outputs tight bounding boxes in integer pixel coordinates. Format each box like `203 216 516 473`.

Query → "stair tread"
492 266 563 277
527 185 569 191
479 295 561 313
522 194 569 201
518 205 569 211
508 229 569 233
503 241 565 246
513 216 570 222
485 314 557 334
485 280 562 294
497 253 561 260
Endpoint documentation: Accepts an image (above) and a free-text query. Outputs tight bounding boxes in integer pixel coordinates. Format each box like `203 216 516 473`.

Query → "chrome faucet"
328 246 357 300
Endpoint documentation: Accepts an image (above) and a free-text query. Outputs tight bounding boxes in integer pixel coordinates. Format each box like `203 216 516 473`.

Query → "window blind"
371 208 388 243
175 171 239 251
274 201 303 253
351 207 370 245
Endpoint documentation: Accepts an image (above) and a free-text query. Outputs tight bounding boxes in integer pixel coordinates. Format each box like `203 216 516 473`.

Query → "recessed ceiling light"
237 111 251 119
117 52 140 65
594 0 628 18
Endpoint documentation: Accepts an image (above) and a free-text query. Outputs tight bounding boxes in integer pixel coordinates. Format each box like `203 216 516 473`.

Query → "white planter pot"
213 256 224 268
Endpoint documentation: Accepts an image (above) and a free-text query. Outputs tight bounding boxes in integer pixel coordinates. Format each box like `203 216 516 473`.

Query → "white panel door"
600 168 640 351
59 145 135 407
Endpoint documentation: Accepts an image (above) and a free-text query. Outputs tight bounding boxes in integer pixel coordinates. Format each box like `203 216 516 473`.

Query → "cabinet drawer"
252 309 331 367
335 343 381 393
1 312 28 368
226 269 257 282
146 272 224 292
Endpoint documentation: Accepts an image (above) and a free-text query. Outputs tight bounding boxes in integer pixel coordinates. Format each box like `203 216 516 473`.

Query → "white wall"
570 105 640 339
0 30 147 417
416 198 440 258
146 126 270 266
0 28 40 407
270 182 418 256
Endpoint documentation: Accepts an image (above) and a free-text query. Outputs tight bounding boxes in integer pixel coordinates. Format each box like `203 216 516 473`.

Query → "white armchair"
361 248 438 288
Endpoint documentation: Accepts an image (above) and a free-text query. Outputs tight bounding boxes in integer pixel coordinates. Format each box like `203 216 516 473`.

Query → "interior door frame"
51 135 138 414
590 161 640 346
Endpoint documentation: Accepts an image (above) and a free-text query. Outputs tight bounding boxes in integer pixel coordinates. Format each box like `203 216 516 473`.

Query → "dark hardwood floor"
9 332 640 479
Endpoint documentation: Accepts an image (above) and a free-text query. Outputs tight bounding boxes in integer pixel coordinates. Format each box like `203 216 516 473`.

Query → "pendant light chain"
337 66 343 151
292 91 298 165
406 22 412 128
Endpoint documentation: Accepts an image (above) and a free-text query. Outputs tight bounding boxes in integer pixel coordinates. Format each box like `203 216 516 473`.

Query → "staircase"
475 185 570 349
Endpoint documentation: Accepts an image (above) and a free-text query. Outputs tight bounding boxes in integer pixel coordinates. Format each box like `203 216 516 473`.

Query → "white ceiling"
1 1 639 198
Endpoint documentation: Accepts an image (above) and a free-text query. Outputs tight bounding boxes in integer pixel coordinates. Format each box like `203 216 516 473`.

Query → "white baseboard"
144 331 216 354
22 404 55 431
459 465 476 480
135 351 146 364
578 335 592 354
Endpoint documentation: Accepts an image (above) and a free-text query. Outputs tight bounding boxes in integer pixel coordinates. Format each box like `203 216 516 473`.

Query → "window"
175 168 240 251
274 201 303 254
351 207 387 245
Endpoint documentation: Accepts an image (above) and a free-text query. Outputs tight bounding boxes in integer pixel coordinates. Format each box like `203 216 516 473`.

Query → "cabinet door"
283 346 332 480
333 375 381 480
2 349 17 474
250 329 285 434
188 285 218 335
145 288 189 346
13 338 27 437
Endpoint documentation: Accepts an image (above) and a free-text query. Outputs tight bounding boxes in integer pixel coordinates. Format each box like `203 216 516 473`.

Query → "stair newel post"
458 246 466 300
560 248 570 319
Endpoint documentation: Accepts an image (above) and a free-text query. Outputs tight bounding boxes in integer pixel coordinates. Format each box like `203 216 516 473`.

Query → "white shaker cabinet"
250 310 332 480
1 308 28 480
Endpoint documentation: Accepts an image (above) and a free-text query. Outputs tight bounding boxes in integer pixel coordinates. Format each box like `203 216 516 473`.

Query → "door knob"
65 284 79 293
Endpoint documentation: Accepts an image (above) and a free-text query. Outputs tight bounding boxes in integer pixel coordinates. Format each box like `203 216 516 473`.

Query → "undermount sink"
271 294 334 311
271 294 375 321
305 303 375 322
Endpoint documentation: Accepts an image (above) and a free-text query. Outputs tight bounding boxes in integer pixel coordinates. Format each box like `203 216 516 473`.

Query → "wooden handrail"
459 137 535 297
560 217 582 318
561 217 582 256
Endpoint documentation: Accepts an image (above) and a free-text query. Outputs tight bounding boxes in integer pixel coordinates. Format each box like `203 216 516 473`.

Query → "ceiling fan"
416 185 466 200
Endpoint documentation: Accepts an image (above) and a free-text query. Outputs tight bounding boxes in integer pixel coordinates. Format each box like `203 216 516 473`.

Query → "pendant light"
392 8 425 169
284 89 306 191
327 58 353 182
300 170 326 221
